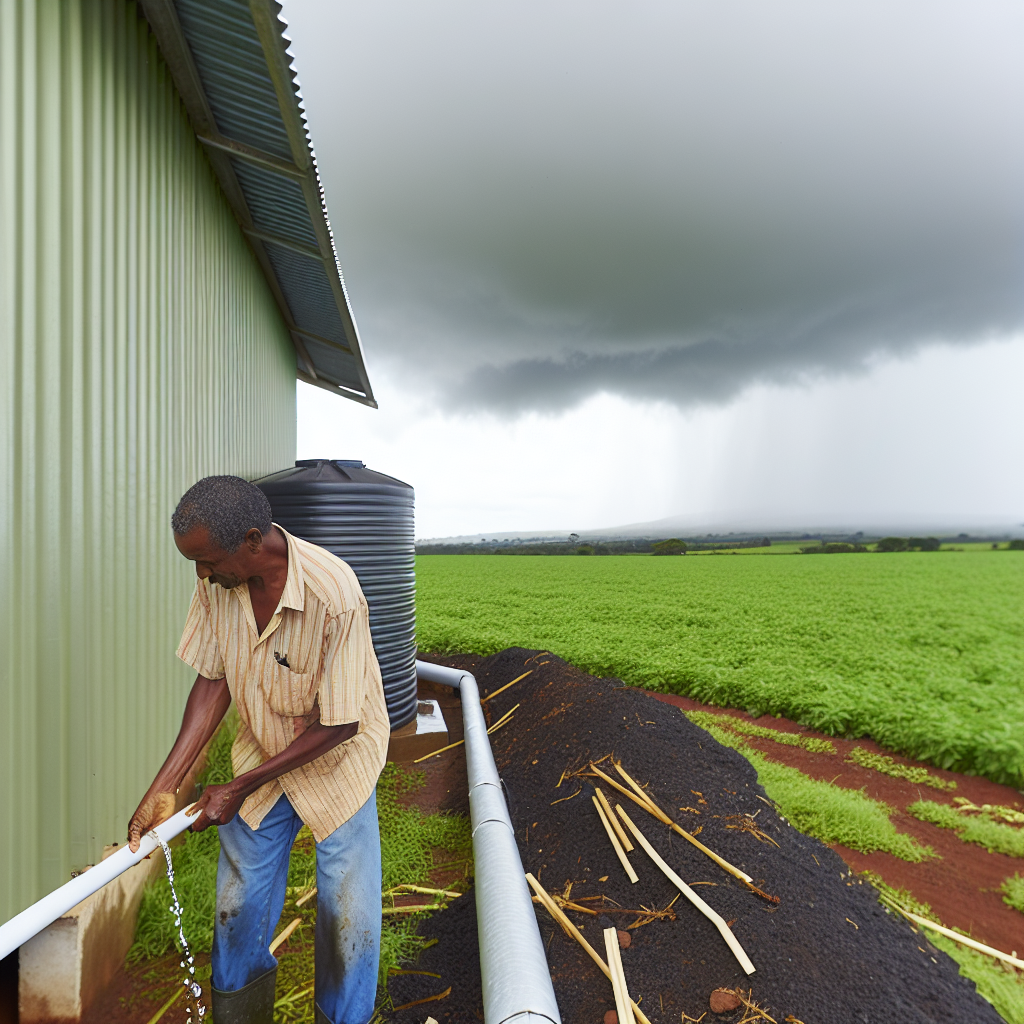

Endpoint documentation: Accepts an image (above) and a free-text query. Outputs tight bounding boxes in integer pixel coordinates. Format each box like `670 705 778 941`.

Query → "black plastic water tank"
254 460 417 730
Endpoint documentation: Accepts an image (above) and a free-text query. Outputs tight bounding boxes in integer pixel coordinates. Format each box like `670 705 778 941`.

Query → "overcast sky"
284 0 1024 539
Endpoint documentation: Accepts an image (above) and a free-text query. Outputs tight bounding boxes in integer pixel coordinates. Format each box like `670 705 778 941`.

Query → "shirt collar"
277 525 306 613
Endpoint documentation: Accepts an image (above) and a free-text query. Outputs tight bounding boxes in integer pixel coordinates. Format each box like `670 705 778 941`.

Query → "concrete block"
18 753 209 1022
18 848 161 1023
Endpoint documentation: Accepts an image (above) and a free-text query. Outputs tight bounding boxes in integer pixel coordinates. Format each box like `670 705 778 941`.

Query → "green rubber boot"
210 965 277 1024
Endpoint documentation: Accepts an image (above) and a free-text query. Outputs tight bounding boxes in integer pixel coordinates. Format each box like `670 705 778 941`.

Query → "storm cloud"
286 0 1024 413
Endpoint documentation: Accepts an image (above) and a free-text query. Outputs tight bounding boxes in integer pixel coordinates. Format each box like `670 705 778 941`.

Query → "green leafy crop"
1001 874 1024 915
845 747 956 790
686 709 836 754
417 551 1024 786
907 800 1024 857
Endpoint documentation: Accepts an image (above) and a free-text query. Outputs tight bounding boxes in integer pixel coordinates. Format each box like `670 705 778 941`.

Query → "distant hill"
417 512 1023 546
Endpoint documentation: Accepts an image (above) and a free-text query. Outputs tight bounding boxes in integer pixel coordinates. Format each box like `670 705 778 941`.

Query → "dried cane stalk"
268 916 303 954
596 786 634 851
886 904 1024 970
531 894 599 915
593 796 639 883
488 703 520 731
387 884 462 898
615 804 756 976
294 886 317 907
613 762 662 814
590 763 753 885
526 873 652 1024
604 927 637 1024
413 738 466 763
480 670 532 703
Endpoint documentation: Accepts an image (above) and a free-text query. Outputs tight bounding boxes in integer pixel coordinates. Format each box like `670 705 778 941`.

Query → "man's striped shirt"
177 526 389 840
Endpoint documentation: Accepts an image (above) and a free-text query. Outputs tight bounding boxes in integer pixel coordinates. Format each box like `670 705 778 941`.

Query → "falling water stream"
158 838 207 1023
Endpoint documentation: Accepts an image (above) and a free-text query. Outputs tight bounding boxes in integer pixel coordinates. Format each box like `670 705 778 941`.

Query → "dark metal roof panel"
174 0 293 160
139 0 376 406
262 242 350 345
230 159 319 249
301 338 363 391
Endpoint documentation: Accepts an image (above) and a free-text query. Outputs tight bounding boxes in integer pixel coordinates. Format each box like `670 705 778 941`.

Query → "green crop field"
415 552 1024 787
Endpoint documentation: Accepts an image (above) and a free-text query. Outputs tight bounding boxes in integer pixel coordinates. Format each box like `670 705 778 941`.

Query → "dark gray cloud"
286 0 1024 412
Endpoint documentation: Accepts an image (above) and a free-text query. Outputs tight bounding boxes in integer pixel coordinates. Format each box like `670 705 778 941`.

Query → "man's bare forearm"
128 674 231 849
230 719 357 801
149 674 232 794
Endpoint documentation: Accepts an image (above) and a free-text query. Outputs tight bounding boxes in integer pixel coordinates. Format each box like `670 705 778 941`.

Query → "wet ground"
81 648 1021 1023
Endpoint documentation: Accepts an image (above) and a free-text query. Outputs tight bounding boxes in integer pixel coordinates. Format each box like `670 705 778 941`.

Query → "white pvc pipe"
417 660 561 1024
0 805 197 960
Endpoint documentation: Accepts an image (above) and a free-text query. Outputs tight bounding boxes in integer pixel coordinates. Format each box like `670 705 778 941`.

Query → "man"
128 476 390 1024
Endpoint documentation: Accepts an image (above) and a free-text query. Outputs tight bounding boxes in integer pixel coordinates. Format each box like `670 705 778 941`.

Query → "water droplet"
158 839 206 1023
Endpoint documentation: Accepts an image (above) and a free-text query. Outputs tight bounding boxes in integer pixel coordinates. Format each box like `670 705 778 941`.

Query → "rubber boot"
314 1002 333 1024
211 965 277 1024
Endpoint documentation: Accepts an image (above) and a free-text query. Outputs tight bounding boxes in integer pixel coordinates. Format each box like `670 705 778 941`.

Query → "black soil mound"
388 649 1000 1024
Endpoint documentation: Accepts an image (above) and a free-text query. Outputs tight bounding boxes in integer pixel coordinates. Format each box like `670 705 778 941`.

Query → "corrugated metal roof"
139 0 376 406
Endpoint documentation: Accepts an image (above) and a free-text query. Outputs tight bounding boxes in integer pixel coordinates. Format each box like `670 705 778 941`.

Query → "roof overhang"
139 0 376 407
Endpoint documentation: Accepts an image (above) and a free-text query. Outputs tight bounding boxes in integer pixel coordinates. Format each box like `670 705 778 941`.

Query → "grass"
686 714 934 862
907 800 1024 858
1001 874 1024 915
685 709 836 753
271 763 473 1021
130 715 472 1021
845 747 957 791
862 871 1024 1024
416 551 1024 787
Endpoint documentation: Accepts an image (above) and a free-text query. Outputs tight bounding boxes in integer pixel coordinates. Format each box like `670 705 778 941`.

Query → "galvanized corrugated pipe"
416 660 561 1024
0 805 197 960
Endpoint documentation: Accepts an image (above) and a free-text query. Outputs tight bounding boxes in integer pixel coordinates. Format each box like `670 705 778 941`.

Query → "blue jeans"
212 790 382 1024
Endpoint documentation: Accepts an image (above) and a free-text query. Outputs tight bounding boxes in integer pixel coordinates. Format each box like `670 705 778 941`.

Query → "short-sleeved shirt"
176 525 389 841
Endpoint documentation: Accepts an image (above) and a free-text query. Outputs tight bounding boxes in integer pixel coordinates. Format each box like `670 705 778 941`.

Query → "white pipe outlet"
0 804 197 960
416 660 561 1024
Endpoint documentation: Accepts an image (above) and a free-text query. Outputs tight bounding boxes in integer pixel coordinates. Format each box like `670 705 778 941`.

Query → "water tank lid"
255 460 413 493
296 459 365 469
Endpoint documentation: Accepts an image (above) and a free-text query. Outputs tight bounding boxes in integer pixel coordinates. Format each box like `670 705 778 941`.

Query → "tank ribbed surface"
255 460 417 729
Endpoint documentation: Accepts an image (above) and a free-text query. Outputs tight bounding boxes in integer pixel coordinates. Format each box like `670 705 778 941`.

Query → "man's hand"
127 791 177 853
188 782 247 833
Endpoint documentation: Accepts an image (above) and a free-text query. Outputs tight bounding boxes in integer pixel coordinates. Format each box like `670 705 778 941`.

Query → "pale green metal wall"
0 0 298 919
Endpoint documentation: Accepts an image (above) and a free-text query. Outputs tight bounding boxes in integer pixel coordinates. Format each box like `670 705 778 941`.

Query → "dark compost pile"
387 649 1000 1024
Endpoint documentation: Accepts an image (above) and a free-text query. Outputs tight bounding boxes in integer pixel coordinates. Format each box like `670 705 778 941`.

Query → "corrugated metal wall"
0 0 297 919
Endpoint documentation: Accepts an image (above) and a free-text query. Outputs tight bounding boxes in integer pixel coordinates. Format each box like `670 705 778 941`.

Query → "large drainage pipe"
0 805 197 960
417 660 561 1024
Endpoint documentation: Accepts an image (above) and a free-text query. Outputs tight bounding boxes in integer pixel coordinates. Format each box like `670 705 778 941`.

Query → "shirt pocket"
263 661 318 719
270 611 320 676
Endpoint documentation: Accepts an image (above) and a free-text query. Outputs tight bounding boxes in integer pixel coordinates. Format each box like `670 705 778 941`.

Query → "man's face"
174 526 257 589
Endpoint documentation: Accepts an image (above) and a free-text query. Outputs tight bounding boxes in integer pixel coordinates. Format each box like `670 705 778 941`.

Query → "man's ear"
245 527 264 554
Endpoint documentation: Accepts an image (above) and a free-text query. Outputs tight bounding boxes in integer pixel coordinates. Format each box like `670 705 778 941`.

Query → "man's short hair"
172 476 273 553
